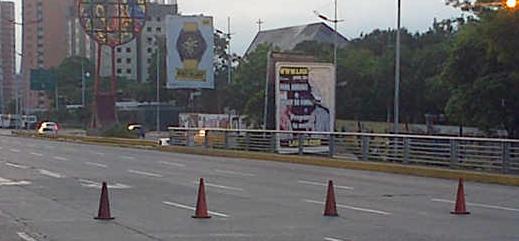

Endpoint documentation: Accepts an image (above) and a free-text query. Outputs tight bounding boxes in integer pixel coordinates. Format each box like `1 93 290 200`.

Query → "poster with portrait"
275 62 335 153
166 15 214 89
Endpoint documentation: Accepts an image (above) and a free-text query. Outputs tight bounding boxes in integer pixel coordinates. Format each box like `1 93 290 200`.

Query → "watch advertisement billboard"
166 15 214 89
275 62 335 153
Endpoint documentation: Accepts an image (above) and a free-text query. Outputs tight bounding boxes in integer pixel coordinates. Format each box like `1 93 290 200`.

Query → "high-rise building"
21 0 74 112
0 1 15 112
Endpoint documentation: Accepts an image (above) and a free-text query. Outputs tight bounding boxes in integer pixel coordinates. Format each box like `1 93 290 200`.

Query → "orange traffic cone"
451 178 470 215
95 182 115 220
324 180 338 216
192 178 211 219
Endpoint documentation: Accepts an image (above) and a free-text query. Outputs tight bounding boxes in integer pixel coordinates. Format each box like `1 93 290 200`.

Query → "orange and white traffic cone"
192 178 211 219
95 182 115 220
451 178 470 215
324 180 338 216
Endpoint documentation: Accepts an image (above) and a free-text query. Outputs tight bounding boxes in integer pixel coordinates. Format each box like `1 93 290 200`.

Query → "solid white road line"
162 201 229 218
298 180 354 190
214 169 255 177
127 169 163 178
38 169 64 178
5 162 30 169
120 156 136 160
202 182 244 192
53 156 69 161
9 148 20 153
158 161 186 167
17 232 37 241
85 162 108 168
431 198 519 212
79 179 131 189
303 199 391 215
324 237 345 241
30 152 43 157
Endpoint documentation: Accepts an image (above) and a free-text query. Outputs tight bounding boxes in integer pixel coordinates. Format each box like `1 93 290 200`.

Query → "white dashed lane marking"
163 201 229 218
214 169 255 177
30 152 43 157
202 182 244 192
85 162 108 168
38 169 64 178
79 179 131 189
298 180 354 190
5 162 30 169
432 199 519 212
303 199 391 215
0 177 31 186
53 156 69 161
158 161 186 167
127 169 163 178
9 148 20 153
17 232 38 241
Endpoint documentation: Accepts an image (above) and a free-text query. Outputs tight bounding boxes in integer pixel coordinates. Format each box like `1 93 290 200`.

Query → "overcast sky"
11 0 462 70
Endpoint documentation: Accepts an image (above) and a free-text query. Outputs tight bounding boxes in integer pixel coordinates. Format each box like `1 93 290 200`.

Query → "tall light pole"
315 1 342 131
80 61 90 107
394 0 401 134
314 1 342 66
227 17 232 84
156 37 160 132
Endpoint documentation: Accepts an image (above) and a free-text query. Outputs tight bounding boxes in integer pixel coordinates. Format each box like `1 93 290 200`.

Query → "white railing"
168 127 519 175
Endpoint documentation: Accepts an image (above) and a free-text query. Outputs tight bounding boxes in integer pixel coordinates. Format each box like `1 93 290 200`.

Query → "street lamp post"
394 0 401 134
315 1 342 131
156 37 160 132
81 61 90 107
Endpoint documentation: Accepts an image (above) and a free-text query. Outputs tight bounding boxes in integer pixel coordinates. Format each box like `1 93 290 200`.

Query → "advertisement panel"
275 62 335 153
166 15 214 89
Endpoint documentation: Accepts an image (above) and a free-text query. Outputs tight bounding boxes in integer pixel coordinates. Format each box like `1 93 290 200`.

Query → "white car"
38 122 59 135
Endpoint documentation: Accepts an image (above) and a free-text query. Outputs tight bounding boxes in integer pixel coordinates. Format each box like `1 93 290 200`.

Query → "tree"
442 11 519 137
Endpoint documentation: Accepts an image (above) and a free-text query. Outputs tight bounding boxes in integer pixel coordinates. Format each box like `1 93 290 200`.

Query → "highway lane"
0 135 518 241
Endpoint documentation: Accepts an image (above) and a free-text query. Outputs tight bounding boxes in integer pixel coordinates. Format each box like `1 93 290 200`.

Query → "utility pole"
394 0 401 134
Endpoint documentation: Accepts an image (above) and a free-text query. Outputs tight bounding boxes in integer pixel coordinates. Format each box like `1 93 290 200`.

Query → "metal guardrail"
168 127 519 175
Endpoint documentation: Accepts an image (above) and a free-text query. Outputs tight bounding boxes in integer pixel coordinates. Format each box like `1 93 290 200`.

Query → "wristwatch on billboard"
176 22 207 70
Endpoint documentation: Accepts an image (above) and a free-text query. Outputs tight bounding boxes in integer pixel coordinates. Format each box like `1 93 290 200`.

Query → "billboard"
275 62 335 153
166 15 214 89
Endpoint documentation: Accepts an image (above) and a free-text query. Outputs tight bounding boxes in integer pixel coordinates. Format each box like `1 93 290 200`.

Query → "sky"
10 0 462 70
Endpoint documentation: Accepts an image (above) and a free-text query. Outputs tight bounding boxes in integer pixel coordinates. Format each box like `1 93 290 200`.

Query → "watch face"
176 29 207 62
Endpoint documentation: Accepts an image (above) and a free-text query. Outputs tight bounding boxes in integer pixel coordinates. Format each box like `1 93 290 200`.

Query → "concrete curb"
12 131 519 186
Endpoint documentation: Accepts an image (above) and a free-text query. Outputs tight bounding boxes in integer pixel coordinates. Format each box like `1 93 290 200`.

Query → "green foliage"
99 124 138 139
442 11 519 137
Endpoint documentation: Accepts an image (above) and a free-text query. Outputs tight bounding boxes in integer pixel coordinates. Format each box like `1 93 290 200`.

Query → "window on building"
147 27 152 32
147 58 151 64
147 48 152 53
126 47 131 53
156 27 162 32
117 47 122 53
126 69 131 74
156 17 161 22
126 58 131 64
117 69 122 74
117 58 122 63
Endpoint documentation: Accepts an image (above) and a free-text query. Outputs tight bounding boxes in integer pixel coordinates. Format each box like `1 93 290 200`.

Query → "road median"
11 130 519 186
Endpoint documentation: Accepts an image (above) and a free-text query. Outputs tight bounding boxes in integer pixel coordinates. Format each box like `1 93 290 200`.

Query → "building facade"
0 1 15 112
21 0 74 112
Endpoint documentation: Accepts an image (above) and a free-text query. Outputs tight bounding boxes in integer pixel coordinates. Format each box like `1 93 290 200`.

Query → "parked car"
37 121 59 135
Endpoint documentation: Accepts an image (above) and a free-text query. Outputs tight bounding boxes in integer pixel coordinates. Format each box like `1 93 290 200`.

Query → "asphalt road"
0 134 518 241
